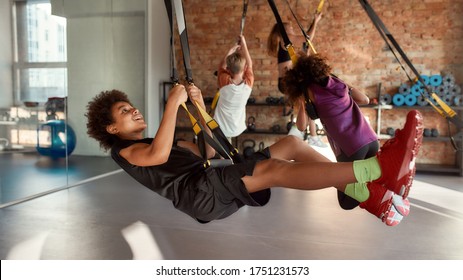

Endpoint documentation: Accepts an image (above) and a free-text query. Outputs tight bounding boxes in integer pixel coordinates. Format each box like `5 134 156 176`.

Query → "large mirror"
0 0 148 207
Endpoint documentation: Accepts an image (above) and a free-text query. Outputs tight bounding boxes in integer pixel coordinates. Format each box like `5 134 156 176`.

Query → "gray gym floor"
0 150 462 260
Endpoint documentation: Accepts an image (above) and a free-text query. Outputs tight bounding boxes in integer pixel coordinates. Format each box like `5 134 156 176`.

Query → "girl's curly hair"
282 53 332 104
85 90 131 151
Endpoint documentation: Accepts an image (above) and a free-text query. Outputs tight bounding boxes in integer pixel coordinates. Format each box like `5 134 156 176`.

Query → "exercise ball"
36 120 76 158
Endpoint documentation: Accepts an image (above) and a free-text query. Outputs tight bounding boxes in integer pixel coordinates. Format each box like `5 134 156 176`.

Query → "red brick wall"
173 0 463 166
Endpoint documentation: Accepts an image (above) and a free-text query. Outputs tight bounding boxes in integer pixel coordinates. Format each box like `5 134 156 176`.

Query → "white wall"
0 0 13 108
52 0 170 156
145 0 170 137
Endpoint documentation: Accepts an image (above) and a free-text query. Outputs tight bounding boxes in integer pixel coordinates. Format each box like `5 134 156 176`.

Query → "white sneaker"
307 136 327 148
287 125 304 139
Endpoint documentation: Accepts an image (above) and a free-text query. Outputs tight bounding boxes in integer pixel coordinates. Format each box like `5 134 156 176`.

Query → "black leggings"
336 140 380 210
278 77 285 93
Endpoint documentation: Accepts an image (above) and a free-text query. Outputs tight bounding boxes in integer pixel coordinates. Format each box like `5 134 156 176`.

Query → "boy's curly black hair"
85 89 131 151
282 53 332 104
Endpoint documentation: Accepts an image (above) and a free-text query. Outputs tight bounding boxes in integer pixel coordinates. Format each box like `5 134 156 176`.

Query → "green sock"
352 156 381 183
344 182 370 203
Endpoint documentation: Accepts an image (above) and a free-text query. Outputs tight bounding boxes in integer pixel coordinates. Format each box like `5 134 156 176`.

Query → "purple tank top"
309 76 378 157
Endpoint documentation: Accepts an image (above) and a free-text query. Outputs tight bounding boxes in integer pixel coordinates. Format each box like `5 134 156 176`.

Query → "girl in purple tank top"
283 53 380 210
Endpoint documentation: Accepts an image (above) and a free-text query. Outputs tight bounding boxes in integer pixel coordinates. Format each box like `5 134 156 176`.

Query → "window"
13 0 67 104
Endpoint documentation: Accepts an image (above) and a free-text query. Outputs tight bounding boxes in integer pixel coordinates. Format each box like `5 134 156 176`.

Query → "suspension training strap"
164 0 208 159
164 0 179 85
210 90 220 113
172 0 194 84
165 0 242 163
359 0 462 132
267 0 319 120
267 0 298 64
240 0 249 36
316 0 325 13
181 103 236 161
285 0 317 54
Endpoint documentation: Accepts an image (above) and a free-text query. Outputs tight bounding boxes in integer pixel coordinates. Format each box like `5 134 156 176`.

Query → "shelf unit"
172 99 291 150
372 104 463 176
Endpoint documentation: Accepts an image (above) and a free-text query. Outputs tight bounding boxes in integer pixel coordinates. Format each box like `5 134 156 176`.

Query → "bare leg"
308 119 317 137
242 158 354 193
269 135 330 163
242 136 353 193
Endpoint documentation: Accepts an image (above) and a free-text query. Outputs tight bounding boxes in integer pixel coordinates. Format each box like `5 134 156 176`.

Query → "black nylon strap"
173 0 194 84
164 0 243 163
240 0 249 36
267 0 292 48
164 0 179 84
359 0 462 139
267 0 318 120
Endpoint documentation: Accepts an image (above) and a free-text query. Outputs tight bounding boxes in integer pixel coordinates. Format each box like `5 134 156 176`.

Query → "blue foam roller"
443 74 455 87
444 94 453 105
398 83 411 94
411 84 423 96
416 75 430 86
450 84 461 95
429 75 442 86
380 93 392 105
454 95 462 106
417 95 428 106
436 85 447 95
404 94 417 106
392 94 405 106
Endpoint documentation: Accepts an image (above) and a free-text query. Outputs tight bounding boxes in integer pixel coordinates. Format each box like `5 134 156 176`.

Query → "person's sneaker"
374 110 423 199
287 125 305 139
307 136 328 148
359 182 404 226
392 194 410 216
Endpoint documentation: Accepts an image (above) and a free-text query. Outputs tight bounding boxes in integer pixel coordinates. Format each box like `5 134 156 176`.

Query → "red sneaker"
374 110 423 198
360 182 404 226
392 193 410 216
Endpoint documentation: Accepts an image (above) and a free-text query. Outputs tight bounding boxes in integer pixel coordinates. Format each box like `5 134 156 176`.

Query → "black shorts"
191 148 272 223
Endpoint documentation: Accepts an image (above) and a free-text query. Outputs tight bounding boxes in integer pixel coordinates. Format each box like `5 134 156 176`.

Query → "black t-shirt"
111 138 207 213
111 138 271 222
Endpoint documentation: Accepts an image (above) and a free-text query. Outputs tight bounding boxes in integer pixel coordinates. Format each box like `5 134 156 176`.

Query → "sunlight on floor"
121 221 164 260
6 232 49 260
410 179 463 220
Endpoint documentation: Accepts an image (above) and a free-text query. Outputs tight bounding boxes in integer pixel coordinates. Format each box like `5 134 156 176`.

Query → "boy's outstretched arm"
238 35 252 70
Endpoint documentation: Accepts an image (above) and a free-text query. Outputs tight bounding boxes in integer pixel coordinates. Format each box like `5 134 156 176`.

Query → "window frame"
12 0 68 106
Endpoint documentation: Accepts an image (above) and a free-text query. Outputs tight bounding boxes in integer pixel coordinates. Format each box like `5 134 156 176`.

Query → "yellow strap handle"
431 93 457 118
316 0 325 14
210 91 220 111
287 44 298 65
180 103 202 135
194 101 219 130
181 99 220 132
306 39 317 54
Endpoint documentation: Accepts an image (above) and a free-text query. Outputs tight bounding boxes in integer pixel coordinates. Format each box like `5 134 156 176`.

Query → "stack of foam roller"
383 73 463 107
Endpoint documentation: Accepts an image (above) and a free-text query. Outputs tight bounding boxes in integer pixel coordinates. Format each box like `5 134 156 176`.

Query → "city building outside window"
13 0 67 104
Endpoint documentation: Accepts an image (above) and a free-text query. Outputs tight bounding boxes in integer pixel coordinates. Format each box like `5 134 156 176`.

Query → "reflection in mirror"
0 0 146 207
0 0 71 205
